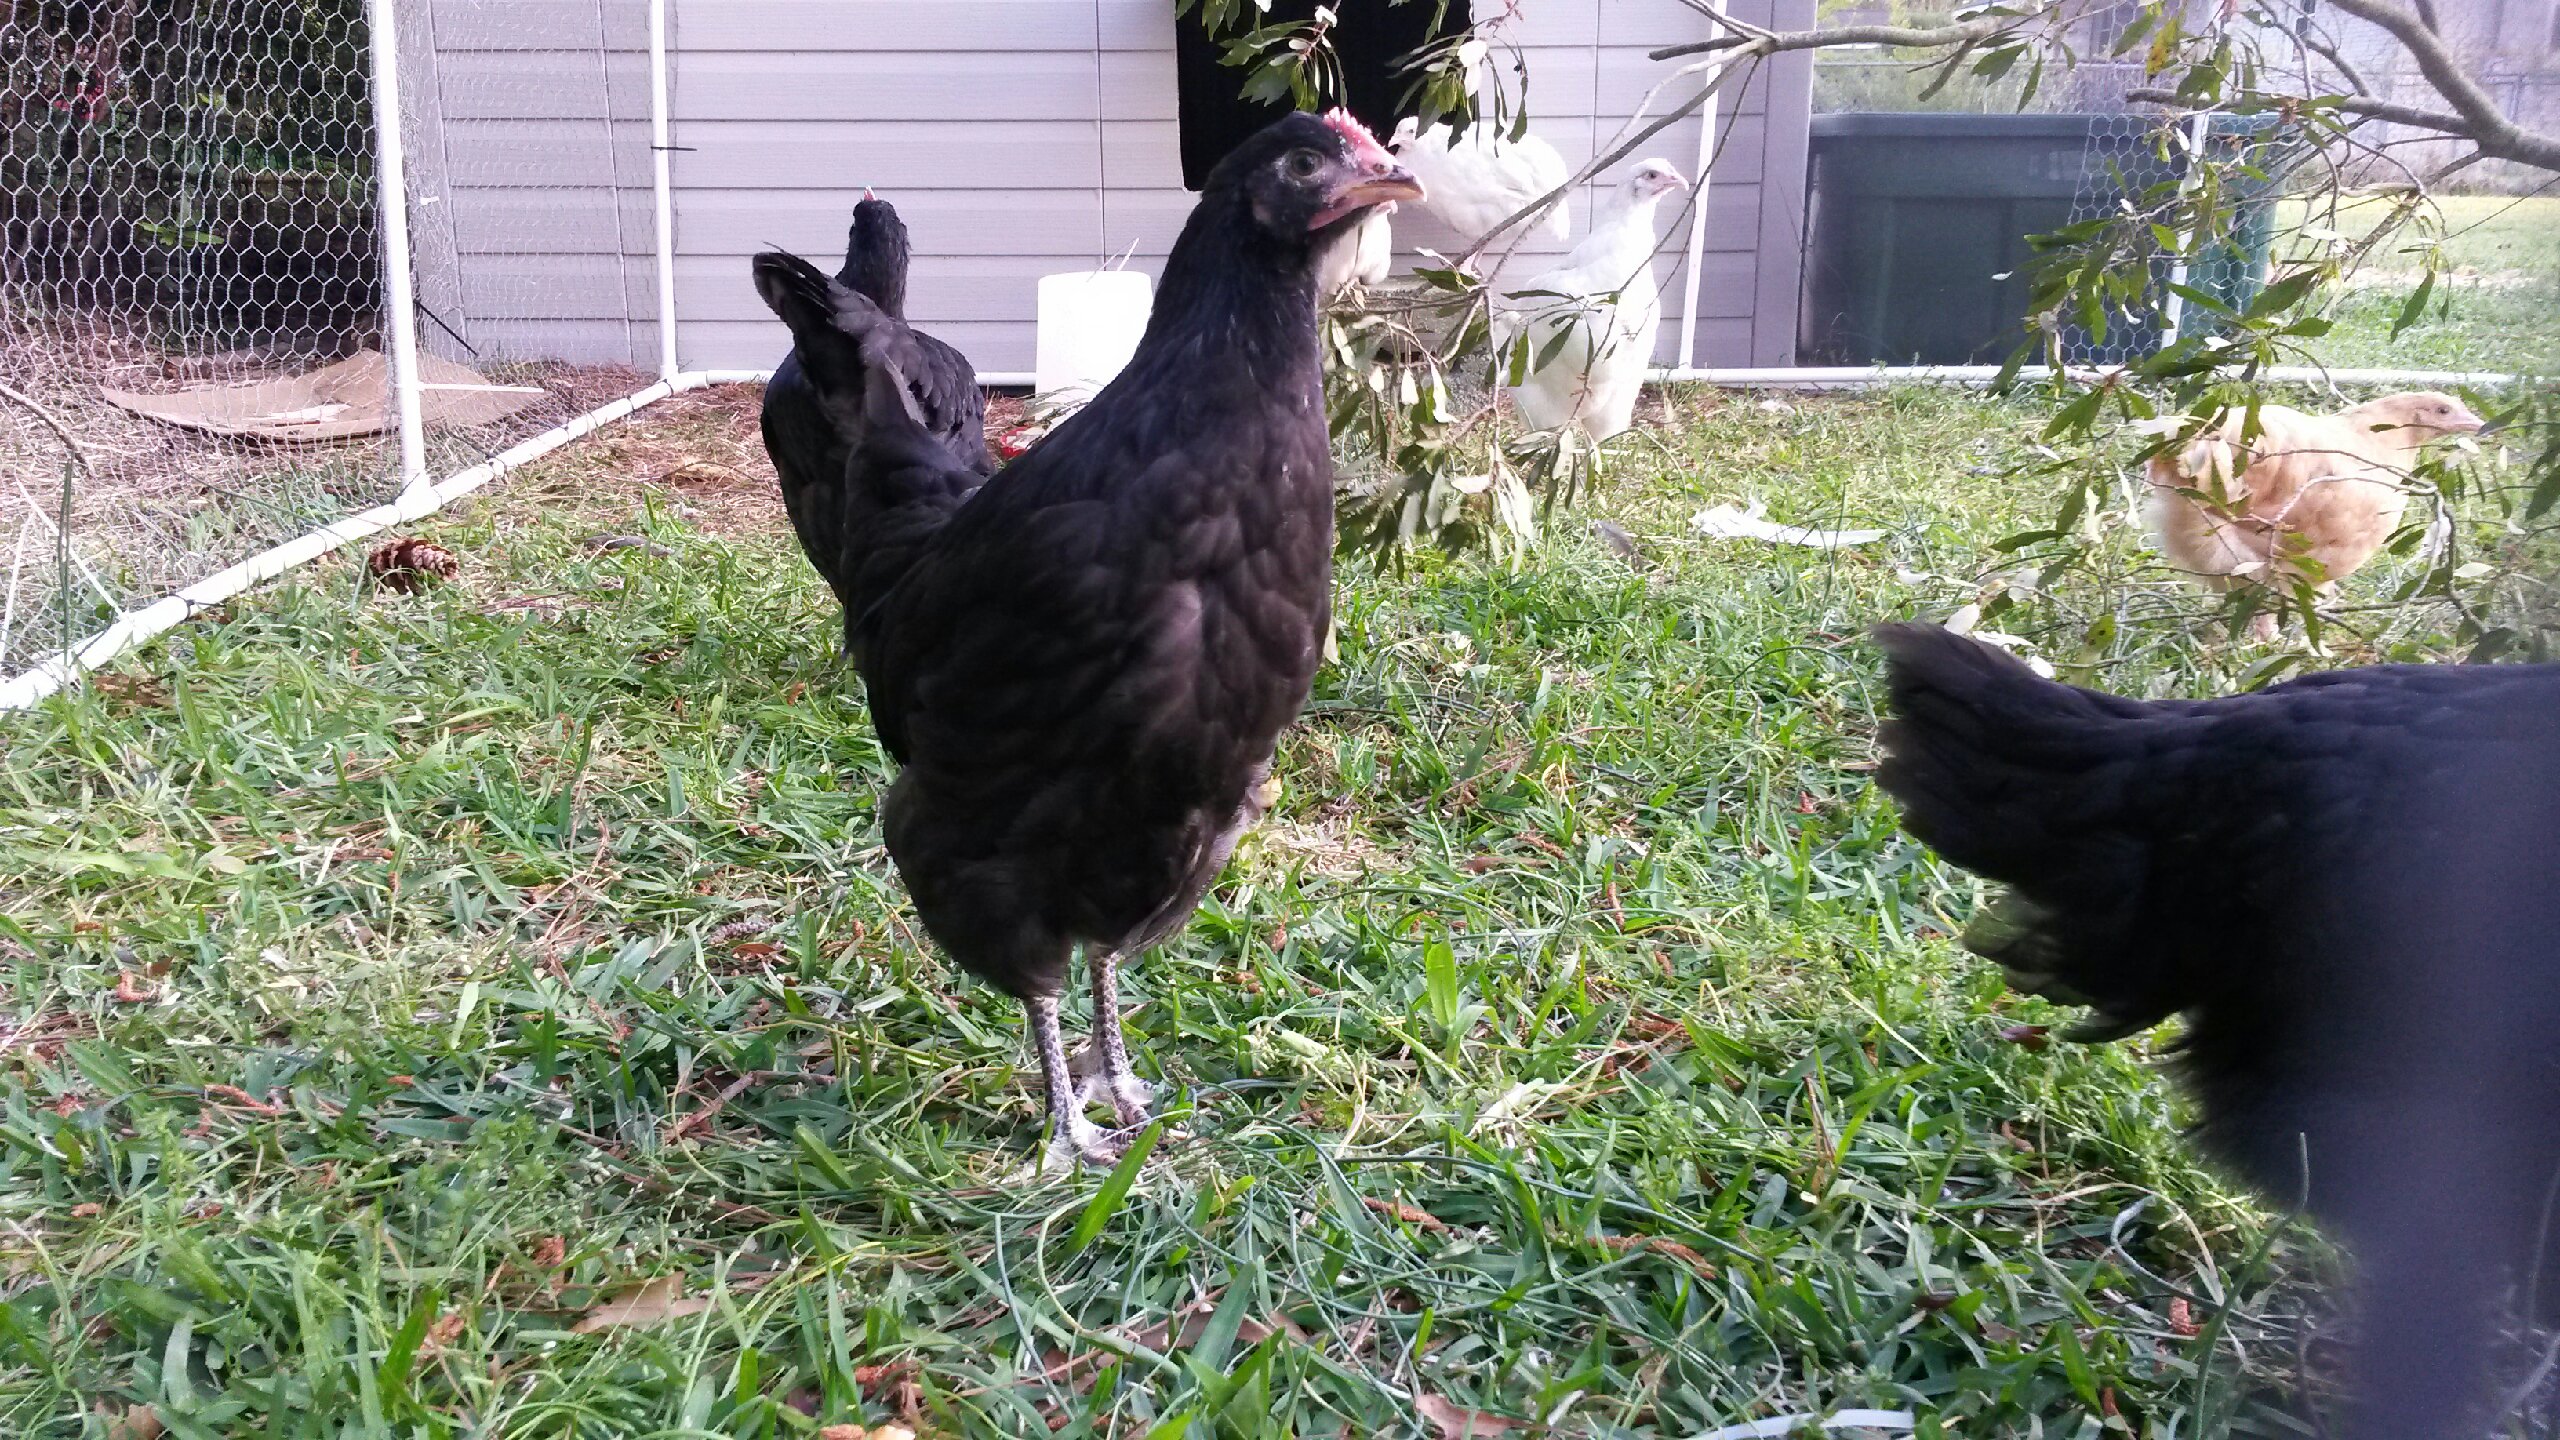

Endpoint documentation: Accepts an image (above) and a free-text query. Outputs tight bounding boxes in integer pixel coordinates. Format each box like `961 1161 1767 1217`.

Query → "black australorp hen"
761 111 1420 1169
759 196 989 648
1874 622 2560 1439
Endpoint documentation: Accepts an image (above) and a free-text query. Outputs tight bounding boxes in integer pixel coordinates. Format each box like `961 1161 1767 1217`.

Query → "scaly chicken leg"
1027 994 1122 1170
1075 952 1155 1128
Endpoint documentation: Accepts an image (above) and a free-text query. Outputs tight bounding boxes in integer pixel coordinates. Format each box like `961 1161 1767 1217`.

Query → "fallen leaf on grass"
90 673 172 709
1621 1012 1688 1044
664 459 750 487
368 537 461 593
1362 1196 1452 1232
732 941 779 960
852 1358 923 1417
111 973 158 1004
94 1403 162 1440
570 1276 709 1333
528 1234 567 1268
424 1309 468 1351
1591 1233 1718 1278
1417 1394 1525 1437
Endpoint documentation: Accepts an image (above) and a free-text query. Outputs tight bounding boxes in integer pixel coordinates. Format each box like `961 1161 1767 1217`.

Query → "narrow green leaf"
1065 1120 1165 1257
2391 268 2437 339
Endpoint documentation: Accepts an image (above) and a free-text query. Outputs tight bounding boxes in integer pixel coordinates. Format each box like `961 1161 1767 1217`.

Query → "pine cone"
368 537 460 593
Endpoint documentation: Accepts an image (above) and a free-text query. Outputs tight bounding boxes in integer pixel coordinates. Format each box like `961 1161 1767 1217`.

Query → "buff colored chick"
2143 390 2485 637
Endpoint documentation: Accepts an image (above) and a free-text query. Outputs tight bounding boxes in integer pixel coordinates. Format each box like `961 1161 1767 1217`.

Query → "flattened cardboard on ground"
102 349 544 442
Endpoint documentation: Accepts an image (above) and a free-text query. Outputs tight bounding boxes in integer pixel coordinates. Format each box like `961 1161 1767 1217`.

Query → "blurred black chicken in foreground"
1874 621 2560 1438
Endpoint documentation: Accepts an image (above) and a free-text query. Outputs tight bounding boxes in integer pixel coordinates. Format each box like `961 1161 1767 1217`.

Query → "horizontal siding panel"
676 252 1168 326
674 187 1210 259
1651 247 1758 319
450 188 657 257
428 0 645 53
461 255 658 323
437 52 652 121
1605 0 1781 41
688 317 1033 373
674 50 1174 123
1659 315 1752 366
1579 46 1769 117
1104 119 1187 188
678 189 1112 259
1509 0 1784 46
464 318 660 367
680 1 1120 51
1592 112 1768 185
676 119 1157 192
441 118 654 189
1099 1 1180 50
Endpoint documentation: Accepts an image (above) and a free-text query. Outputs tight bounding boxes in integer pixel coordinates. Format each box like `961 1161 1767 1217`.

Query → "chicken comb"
1319 108 1396 168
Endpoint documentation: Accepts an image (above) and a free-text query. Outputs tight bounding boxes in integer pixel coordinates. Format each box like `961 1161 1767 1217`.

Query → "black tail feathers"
1873 622 2182 1036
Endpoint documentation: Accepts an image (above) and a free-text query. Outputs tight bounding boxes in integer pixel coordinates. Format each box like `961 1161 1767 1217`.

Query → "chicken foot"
1071 950 1155 1128
1026 994 1125 1170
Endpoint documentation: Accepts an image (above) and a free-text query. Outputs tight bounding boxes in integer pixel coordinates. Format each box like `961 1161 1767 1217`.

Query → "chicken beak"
1312 163 1425 231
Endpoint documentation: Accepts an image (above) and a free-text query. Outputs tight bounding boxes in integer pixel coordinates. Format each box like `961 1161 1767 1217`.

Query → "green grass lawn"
4 385 2481 1438
2293 193 2560 375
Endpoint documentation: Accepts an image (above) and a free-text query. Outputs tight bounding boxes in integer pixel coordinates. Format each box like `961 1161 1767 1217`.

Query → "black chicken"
758 196 990 649
1873 622 2560 1439
757 111 1420 1169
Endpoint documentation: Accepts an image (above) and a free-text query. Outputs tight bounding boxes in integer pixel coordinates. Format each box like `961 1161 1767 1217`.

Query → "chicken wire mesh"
2058 108 2287 368
0 0 386 671
0 0 659 684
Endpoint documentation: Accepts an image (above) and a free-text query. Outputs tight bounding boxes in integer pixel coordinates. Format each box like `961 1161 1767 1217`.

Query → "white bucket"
1033 270 1152 409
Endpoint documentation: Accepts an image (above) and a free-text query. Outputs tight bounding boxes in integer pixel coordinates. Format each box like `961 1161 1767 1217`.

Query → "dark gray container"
1795 112 2283 367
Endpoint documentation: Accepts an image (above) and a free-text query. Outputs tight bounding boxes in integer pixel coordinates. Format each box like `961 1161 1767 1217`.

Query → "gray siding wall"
420 0 1814 373
406 0 662 368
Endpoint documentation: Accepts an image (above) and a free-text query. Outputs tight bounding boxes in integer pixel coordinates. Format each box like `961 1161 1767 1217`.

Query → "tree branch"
1647 10 2034 61
2321 0 2560 171
2295 25 2374 97
1457 57 1751 267
2123 84 2477 138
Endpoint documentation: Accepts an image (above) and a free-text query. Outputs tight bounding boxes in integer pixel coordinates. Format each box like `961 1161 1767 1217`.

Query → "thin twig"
0 378 98 477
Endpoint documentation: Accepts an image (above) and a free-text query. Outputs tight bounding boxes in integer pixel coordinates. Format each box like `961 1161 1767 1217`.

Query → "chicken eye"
1285 149 1325 180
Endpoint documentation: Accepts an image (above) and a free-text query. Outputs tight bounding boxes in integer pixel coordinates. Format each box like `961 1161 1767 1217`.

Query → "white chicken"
1390 112 1572 251
1316 202 1396 302
1492 159 1688 442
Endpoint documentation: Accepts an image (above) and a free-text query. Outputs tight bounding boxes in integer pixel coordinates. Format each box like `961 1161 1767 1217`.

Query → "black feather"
1874 622 2560 1438
757 198 990 649
848 112 1354 1006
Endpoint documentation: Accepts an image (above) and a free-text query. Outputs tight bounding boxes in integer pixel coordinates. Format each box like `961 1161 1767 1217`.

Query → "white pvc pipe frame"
0 3 2528 712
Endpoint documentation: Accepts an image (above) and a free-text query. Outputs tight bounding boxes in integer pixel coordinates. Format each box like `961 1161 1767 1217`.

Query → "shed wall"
422 0 1814 373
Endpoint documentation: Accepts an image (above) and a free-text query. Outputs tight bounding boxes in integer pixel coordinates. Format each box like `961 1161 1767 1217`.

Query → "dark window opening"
1174 0 1473 191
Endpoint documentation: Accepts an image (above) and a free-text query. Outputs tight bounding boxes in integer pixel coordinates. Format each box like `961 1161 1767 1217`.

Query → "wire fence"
0 0 658 686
